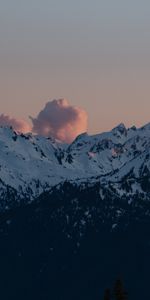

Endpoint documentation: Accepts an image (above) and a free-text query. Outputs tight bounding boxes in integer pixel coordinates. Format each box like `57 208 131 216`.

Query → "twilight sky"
1 0 150 136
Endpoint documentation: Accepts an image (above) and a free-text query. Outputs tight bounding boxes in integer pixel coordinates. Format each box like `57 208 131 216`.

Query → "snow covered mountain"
0 122 150 209
1 123 150 300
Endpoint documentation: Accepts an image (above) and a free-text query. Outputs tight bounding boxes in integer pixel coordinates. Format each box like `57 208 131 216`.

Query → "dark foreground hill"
0 181 150 300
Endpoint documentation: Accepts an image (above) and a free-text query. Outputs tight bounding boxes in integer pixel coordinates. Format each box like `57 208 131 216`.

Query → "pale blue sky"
1 0 150 132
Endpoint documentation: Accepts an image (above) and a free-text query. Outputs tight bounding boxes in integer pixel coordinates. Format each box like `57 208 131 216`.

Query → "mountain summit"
0 122 150 209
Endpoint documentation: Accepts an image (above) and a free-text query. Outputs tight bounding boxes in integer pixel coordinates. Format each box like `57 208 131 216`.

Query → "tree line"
104 279 128 300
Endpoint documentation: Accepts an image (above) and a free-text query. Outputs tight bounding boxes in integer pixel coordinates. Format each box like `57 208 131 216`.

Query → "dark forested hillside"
0 182 150 300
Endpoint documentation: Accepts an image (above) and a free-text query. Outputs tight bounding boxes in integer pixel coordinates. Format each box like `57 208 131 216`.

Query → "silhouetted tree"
113 279 127 300
104 288 111 300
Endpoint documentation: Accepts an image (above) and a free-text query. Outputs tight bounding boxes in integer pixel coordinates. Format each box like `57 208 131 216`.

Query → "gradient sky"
1 0 150 134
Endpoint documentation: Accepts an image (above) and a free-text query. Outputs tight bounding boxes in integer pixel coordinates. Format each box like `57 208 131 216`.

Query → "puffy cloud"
0 114 31 133
0 99 88 142
31 99 88 143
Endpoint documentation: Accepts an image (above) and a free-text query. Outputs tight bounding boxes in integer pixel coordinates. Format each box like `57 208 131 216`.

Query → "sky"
1 0 150 137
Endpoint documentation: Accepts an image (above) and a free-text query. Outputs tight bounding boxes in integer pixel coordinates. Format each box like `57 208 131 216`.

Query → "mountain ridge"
0 123 150 299
0 122 150 209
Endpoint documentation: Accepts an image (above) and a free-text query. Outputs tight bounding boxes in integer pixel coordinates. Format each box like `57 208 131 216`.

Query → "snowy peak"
112 123 127 135
0 122 150 207
140 122 150 131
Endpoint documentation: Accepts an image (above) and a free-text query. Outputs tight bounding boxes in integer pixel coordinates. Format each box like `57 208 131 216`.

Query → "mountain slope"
0 181 150 300
0 123 150 209
0 123 150 299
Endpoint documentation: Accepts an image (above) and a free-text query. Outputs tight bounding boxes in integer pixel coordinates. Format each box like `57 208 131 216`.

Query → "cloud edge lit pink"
0 99 88 143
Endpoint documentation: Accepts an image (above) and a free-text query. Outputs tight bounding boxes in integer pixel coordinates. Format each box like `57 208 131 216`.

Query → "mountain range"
0 123 150 299
0 122 150 208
